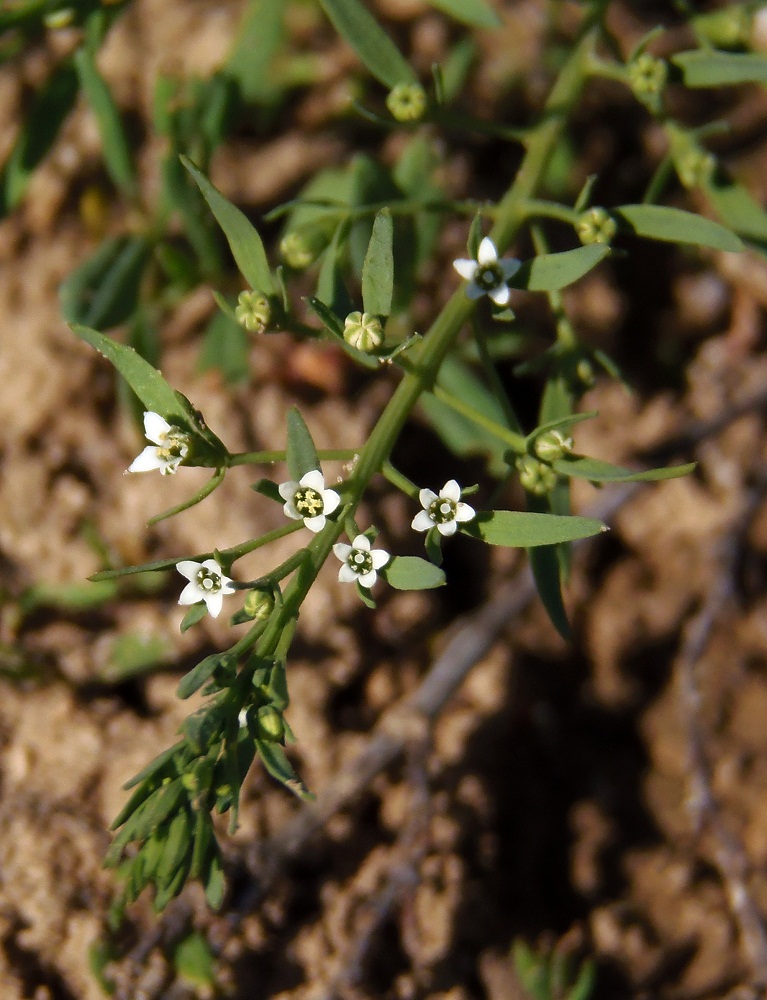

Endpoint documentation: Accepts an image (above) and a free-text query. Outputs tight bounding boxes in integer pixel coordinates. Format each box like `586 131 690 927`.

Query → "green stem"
520 199 578 226
221 521 304 563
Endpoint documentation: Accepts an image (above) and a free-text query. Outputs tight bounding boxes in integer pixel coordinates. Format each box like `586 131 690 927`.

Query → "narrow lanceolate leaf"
256 740 314 800
72 324 189 422
286 407 320 480
615 204 742 253
672 51 767 88
704 179 767 244
177 652 233 699
181 156 274 294
464 511 606 547
362 208 394 317
60 235 150 329
516 245 609 292
318 0 416 89
552 456 696 483
530 545 571 641
424 0 500 29
73 46 136 195
384 556 446 590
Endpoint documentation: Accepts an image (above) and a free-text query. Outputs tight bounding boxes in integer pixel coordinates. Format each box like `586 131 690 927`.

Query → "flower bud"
675 147 716 190
343 311 384 352
628 53 668 112
533 430 573 463
235 290 272 333
575 358 595 388
257 706 285 742
280 231 318 269
244 588 275 622
386 83 427 123
44 7 75 28
516 455 557 496
576 207 617 246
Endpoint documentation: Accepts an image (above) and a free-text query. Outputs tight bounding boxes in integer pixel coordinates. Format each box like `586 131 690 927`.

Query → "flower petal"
204 592 223 618
412 510 434 533
440 479 461 502
453 258 478 281
221 580 237 595
176 560 201 581
333 543 352 562
437 520 458 536
283 501 301 520
489 284 510 306
128 447 164 473
500 258 522 280
371 549 390 569
477 237 498 265
419 488 438 509
455 502 475 523
178 582 202 605
300 469 325 492
338 564 358 583
321 488 341 516
304 514 326 533
351 534 371 551
200 558 223 575
465 282 486 300
143 411 171 445
358 570 377 588
278 480 298 501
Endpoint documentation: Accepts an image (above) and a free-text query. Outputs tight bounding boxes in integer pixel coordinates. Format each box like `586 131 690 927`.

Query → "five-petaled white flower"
278 469 341 533
412 479 475 537
333 534 390 588
452 236 521 307
176 557 235 619
128 411 191 476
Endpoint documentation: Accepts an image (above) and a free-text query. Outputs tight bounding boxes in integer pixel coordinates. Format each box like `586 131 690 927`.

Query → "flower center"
429 498 457 524
196 568 222 593
475 263 502 291
294 486 324 518
348 549 373 576
157 429 189 463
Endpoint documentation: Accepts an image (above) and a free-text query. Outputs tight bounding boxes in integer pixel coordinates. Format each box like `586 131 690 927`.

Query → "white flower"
333 534 390 588
411 479 475 537
278 469 341 533
176 558 235 618
127 411 191 475
452 236 521 307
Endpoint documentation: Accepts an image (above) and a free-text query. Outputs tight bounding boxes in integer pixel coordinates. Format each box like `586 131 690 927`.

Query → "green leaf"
384 556 446 590
60 236 150 329
672 50 767 88
361 208 394 317
515 245 609 292
204 850 226 910
529 545 570 641
174 932 216 988
615 204 742 252
72 324 188 422
122 741 185 791
182 155 274 294
180 604 208 633
318 0 416 89
225 0 287 104
424 0 500 28
286 407 320 480
552 456 696 483
256 740 314 799
2 61 79 212
177 652 232 699
464 510 606 547
251 478 283 503
73 45 136 194
704 178 767 244
102 632 173 682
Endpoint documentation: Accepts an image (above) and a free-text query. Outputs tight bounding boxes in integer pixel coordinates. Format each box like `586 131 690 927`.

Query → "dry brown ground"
2 1 767 998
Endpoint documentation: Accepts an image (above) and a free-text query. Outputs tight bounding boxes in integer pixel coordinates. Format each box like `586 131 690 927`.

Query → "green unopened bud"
516 455 557 496
576 207 617 246
343 311 384 352
675 147 716 190
628 53 668 112
533 430 573 463
386 82 427 123
257 706 285 742
44 7 75 28
280 230 318 269
235 290 271 333
694 7 751 50
244 588 275 622
575 358 595 388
